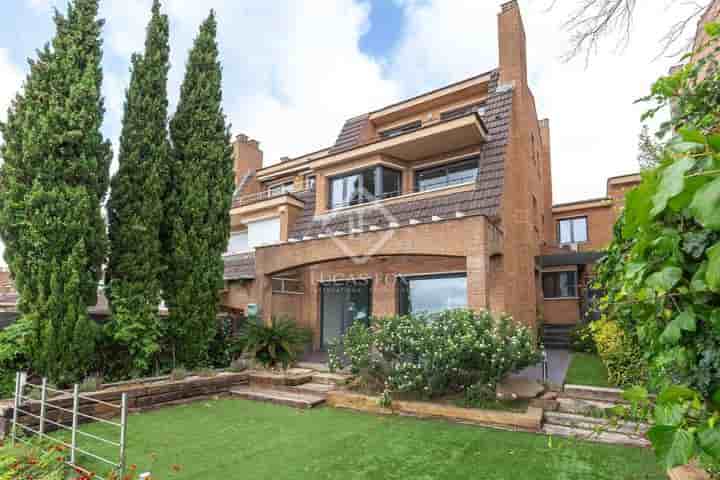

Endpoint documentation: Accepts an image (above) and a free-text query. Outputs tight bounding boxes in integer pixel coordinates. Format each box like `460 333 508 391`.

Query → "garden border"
326 390 543 432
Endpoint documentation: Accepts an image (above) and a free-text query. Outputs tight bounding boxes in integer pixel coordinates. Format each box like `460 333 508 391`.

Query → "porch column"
466 217 489 311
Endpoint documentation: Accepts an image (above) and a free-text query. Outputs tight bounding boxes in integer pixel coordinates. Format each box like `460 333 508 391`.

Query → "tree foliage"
106 0 170 375
0 0 111 384
594 22 720 471
163 11 234 368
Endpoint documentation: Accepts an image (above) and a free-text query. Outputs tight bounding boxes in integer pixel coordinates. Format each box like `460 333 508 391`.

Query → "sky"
0 0 707 266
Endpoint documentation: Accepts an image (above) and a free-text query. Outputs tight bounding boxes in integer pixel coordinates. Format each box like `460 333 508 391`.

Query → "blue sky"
0 0 704 219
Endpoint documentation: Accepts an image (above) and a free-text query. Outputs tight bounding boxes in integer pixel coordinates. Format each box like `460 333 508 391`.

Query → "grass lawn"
565 353 611 388
53 398 663 480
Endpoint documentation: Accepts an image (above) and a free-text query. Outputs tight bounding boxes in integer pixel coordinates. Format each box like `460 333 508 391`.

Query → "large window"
247 217 281 249
398 273 468 316
224 231 249 255
415 157 479 192
328 165 402 209
268 181 295 197
557 217 588 244
542 271 578 299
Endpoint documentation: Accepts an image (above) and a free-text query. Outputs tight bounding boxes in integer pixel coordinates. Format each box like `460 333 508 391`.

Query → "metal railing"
10 372 128 480
234 182 314 207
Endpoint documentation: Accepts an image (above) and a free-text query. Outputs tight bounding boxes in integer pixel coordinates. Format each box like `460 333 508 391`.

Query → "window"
328 165 402 209
542 271 578 298
415 157 479 192
305 175 316 190
268 181 294 196
247 217 281 249
557 217 588 244
225 231 249 255
378 120 422 139
440 102 484 121
398 273 468 316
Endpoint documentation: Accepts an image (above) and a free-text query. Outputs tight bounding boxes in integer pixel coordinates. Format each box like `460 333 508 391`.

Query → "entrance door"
320 280 372 349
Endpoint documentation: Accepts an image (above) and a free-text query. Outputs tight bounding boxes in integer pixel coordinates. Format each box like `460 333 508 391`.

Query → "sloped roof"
288 75 512 239
224 252 256 280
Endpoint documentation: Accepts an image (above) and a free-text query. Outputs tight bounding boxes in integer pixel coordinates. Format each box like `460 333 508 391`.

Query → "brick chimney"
233 134 263 193
539 119 554 244
498 0 528 87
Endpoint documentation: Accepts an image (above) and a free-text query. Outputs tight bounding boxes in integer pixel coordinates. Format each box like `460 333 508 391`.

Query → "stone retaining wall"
0 372 249 439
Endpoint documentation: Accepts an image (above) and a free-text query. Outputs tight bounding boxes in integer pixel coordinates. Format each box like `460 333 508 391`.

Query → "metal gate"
10 372 128 480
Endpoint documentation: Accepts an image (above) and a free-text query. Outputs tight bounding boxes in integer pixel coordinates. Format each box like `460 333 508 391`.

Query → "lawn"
53 398 663 480
565 353 611 387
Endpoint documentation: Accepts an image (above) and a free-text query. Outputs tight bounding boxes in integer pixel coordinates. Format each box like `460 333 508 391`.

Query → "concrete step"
297 362 331 372
274 382 337 396
230 386 325 409
248 369 315 387
564 384 626 403
542 423 650 448
312 372 350 385
544 411 648 436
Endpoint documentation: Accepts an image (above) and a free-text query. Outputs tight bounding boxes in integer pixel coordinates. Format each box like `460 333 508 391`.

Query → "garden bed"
326 390 544 432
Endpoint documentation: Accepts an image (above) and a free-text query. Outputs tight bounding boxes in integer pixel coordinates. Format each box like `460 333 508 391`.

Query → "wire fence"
10 372 128 480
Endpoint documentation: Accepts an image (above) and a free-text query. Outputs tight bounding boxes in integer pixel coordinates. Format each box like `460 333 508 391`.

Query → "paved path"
512 349 570 386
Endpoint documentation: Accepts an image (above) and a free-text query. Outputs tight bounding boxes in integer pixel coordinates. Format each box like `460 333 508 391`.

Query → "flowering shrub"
333 309 542 402
0 441 70 480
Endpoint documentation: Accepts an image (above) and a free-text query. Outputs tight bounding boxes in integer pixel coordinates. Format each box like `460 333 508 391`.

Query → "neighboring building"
540 173 640 332
223 1 558 352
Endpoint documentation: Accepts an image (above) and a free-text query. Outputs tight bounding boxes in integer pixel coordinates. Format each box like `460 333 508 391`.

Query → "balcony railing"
234 183 314 207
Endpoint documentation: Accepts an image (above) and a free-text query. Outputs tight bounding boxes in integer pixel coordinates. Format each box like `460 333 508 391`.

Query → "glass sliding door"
320 281 372 349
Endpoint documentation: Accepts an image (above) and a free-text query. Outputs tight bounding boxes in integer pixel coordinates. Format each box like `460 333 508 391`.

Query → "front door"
320 280 372 349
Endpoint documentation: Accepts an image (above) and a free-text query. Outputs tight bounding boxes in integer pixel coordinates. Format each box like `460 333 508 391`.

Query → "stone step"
297 362 331 372
248 369 315 387
230 386 325 409
312 372 350 385
542 423 650 448
563 384 626 403
544 411 648 436
557 396 617 416
274 382 337 396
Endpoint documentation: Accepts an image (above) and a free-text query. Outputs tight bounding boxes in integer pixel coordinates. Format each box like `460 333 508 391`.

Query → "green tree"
106 0 170 375
163 11 233 367
0 0 112 383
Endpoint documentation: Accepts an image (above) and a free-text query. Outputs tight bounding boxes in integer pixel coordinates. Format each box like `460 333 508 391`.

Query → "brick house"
223 1 586 352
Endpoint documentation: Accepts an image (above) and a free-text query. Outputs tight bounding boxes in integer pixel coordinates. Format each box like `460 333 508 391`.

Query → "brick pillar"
467 218 489 311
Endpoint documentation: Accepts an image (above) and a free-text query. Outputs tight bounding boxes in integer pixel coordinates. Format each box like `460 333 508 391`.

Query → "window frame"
378 120 422 139
327 165 403 210
397 272 468 316
267 181 295 197
414 156 480 192
542 270 579 299
557 216 588 245
439 102 484 121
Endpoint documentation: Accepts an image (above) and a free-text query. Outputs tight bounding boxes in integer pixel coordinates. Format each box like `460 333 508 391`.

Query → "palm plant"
242 317 311 369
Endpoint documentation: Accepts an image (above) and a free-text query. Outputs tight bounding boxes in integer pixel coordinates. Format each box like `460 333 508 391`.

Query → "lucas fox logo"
321 187 398 265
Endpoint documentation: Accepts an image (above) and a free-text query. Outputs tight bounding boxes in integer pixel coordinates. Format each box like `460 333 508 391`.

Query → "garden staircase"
541 384 650 447
230 368 349 409
542 324 573 349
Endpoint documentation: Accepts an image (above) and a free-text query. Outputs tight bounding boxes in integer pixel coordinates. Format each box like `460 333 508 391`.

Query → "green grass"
566 353 611 387
51 398 663 479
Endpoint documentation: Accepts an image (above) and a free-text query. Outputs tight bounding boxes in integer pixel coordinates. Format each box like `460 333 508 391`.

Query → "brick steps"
230 386 326 409
312 373 350 385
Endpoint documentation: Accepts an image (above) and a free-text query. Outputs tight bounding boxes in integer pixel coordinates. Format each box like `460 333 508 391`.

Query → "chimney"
498 0 528 87
233 133 263 191
538 119 554 244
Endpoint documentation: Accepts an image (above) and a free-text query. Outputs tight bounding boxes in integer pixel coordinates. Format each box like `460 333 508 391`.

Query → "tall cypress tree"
107 0 169 374
0 0 111 383
164 11 233 367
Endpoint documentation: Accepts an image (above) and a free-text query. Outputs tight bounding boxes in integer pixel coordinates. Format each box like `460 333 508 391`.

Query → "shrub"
194 367 216 378
78 375 103 393
0 441 69 480
207 315 246 368
241 317 312 369
334 309 542 402
569 323 597 353
228 357 249 373
0 317 32 397
591 318 647 387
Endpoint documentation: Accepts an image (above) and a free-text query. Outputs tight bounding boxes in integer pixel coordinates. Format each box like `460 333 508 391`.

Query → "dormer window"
378 120 422 139
328 165 402 210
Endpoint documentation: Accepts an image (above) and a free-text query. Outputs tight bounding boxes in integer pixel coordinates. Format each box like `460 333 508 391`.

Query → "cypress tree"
164 11 233 367
107 0 169 374
0 0 112 383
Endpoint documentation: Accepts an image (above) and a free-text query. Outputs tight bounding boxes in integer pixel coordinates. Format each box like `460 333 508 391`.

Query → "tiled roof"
289 73 512 239
224 252 256 280
328 114 369 154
